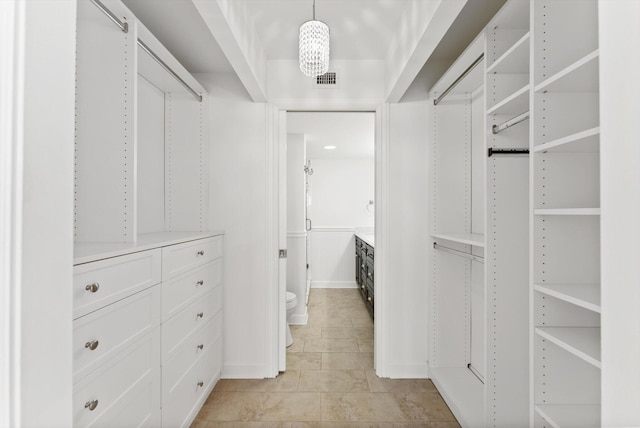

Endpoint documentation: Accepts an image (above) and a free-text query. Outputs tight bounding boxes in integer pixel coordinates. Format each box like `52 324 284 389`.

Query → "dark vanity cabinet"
355 236 374 319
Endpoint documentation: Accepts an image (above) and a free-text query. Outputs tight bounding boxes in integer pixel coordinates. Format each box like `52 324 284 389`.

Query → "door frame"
266 102 390 377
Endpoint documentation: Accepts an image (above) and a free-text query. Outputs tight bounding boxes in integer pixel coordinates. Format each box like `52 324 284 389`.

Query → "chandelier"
299 0 330 77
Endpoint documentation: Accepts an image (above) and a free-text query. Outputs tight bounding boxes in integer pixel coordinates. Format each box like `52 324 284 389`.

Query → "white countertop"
74 230 225 265
355 230 375 247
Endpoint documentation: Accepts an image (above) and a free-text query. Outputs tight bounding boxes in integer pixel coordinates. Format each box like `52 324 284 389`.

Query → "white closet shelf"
535 327 601 368
534 127 600 153
534 208 600 216
535 284 601 313
486 84 529 115
535 404 600 428
535 50 600 93
74 231 224 265
430 367 484 428
432 233 485 247
487 32 530 74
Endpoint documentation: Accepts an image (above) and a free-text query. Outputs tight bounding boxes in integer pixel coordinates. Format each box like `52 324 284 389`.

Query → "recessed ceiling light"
324 145 336 150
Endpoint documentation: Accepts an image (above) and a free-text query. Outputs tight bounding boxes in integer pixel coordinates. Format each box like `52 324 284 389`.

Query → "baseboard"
222 363 271 379
311 281 358 289
289 313 308 325
384 362 429 379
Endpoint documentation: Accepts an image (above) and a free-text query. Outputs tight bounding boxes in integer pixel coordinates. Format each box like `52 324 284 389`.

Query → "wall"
198 72 271 378
286 133 307 323
308 158 374 288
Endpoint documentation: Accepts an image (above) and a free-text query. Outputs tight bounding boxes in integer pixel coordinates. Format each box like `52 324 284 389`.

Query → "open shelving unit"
531 1 601 427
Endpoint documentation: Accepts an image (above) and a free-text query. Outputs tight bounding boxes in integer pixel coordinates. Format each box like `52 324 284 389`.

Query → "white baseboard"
289 313 308 325
384 362 429 379
222 363 272 379
311 281 358 289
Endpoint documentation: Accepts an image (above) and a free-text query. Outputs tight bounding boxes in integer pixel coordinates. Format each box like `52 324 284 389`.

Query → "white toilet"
285 291 297 347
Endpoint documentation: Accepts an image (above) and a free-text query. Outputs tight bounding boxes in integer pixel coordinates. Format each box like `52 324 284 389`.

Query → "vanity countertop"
355 230 375 247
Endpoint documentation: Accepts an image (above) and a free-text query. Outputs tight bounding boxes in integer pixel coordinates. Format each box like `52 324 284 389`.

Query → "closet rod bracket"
487 148 530 157
89 0 129 33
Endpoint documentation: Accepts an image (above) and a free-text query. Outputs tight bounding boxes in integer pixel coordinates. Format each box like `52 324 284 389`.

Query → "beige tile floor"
192 288 460 428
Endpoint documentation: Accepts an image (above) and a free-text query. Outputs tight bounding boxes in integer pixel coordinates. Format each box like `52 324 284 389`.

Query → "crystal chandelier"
299 0 330 77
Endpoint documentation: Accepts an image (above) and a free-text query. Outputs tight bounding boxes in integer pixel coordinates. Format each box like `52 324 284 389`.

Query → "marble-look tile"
308 314 355 328
287 352 322 370
192 421 293 428
214 378 277 393
391 392 457 422
290 326 322 341
322 352 374 370
292 422 379 428
357 338 374 352
380 379 436 393
321 327 373 339
286 338 305 353
304 338 359 353
321 393 407 422
258 392 321 421
350 314 374 327
273 370 301 392
365 369 387 392
298 369 369 392
198 391 264 421
378 423 460 428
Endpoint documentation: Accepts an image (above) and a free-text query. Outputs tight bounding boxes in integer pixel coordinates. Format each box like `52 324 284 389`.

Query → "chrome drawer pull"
361 285 364 289
196 280 204 286
85 283 100 293
361 265 364 269
197 344 204 350
368 272 372 277
197 381 204 388
85 340 99 351
197 250 205 256
196 312 204 318
84 400 98 411
367 297 372 302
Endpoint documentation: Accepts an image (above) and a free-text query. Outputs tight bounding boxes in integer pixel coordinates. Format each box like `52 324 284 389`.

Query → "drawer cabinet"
162 236 223 279
354 235 374 320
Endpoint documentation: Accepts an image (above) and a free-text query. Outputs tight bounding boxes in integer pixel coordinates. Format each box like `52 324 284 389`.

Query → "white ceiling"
238 0 413 60
288 112 375 160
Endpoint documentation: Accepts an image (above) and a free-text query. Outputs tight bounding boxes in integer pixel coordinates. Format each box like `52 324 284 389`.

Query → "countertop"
355 229 375 247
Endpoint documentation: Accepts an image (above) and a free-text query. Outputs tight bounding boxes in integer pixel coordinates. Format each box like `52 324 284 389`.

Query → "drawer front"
162 312 222 404
74 286 160 382
162 236 223 279
90 380 159 428
74 249 161 319
74 329 160 427
162 286 222 360
366 245 374 260
162 258 223 322
162 341 221 428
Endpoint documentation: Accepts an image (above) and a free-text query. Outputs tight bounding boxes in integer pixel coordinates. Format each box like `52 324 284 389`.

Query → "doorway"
281 111 376 370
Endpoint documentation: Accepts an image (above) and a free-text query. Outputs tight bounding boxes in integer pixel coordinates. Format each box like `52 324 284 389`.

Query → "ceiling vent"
314 71 340 89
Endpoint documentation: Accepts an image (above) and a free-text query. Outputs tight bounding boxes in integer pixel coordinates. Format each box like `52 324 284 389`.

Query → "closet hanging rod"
137 39 203 102
487 148 530 157
89 0 128 33
433 53 484 106
433 242 484 264
492 111 530 134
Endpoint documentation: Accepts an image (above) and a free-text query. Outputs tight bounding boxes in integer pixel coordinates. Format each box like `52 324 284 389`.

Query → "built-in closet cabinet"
73 0 221 426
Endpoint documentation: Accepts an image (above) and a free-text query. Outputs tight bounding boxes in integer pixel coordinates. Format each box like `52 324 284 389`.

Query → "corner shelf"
535 50 599 93
535 404 600 428
534 127 600 153
534 208 601 216
430 367 484 428
431 233 485 248
486 84 530 116
487 32 530 74
535 327 601 368
535 284 600 313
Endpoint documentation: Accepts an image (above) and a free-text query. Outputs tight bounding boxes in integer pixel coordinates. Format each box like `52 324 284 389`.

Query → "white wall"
198 72 271 378
286 133 307 322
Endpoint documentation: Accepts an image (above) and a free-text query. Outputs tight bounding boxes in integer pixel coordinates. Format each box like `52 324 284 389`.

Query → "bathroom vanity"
355 231 374 319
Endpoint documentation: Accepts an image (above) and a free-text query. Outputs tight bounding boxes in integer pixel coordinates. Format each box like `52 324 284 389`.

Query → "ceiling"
288 112 375 160
237 0 414 60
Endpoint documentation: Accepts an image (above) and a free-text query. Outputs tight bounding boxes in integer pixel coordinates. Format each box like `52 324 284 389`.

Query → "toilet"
285 291 297 347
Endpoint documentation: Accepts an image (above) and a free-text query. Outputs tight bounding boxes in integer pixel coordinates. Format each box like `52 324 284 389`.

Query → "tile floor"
192 288 460 428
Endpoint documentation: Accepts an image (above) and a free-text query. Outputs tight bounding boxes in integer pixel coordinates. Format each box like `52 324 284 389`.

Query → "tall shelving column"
484 1 531 426
530 1 601 427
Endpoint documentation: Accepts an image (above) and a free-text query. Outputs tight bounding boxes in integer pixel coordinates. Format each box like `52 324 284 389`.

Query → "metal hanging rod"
487 148 530 157
89 0 128 33
492 111 530 134
433 242 484 264
137 39 203 102
433 53 484 106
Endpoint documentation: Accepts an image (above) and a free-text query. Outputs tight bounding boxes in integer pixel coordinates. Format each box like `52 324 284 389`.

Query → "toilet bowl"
286 291 297 347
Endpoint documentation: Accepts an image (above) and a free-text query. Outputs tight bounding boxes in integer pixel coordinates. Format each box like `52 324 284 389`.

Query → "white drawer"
162 236 223 280
74 249 161 319
162 286 222 360
162 312 222 404
161 341 221 428
73 329 160 428
162 258 223 322
74 286 160 382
